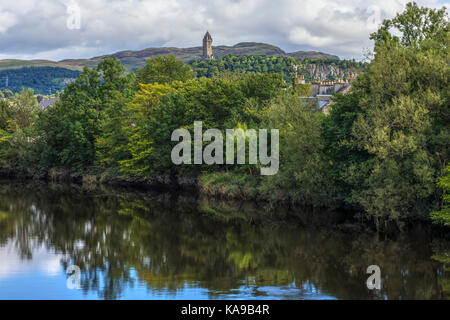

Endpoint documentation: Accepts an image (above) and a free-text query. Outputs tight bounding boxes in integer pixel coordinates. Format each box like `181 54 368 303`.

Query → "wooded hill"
0 42 339 72
0 67 80 94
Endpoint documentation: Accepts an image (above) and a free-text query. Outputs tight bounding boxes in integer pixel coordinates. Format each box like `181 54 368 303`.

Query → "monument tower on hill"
203 31 213 59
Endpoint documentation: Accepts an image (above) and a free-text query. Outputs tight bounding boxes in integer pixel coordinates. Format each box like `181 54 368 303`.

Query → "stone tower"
203 31 213 59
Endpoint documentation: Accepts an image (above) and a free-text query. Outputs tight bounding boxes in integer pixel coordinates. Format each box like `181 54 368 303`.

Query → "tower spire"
202 31 213 59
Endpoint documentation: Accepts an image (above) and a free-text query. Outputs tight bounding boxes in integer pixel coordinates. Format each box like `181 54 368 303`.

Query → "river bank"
0 166 342 205
1 165 445 234
0 166 196 190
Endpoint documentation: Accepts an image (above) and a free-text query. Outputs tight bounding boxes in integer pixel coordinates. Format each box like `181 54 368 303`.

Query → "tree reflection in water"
0 182 449 300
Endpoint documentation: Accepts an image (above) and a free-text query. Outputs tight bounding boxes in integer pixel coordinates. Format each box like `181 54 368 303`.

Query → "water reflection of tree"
0 182 448 300
431 241 450 299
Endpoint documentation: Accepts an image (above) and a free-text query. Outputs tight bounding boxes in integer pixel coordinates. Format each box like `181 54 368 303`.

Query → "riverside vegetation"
0 2 448 230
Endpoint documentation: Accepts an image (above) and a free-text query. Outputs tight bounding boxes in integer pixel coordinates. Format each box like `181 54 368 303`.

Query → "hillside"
190 54 363 81
0 67 80 94
287 50 340 60
0 42 339 72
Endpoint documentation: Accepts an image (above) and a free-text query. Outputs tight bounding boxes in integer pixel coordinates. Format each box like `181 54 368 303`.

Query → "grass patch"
198 172 263 200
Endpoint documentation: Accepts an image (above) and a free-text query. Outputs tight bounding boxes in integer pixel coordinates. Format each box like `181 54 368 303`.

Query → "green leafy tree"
261 91 331 204
321 93 370 201
292 83 312 97
0 93 12 130
0 88 39 168
119 83 177 175
119 75 282 177
341 2 449 226
136 55 193 84
11 88 39 128
35 58 136 169
95 58 136 167
35 66 101 168
431 165 450 226
371 2 449 48
237 73 284 106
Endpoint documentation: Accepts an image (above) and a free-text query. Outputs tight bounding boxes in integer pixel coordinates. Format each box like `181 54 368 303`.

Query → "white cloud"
0 10 18 33
0 0 447 60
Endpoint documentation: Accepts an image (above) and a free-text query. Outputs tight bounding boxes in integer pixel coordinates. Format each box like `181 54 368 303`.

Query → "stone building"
203 31 213 59
310 78 350 96
37 95 58 110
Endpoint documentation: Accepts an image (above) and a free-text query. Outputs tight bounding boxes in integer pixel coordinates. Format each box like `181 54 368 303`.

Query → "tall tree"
136 55 193 85
95 58 136 167
343 2 449 226
0 88 39 168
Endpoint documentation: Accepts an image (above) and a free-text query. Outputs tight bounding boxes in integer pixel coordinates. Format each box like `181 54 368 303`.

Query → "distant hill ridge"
0 42 340 71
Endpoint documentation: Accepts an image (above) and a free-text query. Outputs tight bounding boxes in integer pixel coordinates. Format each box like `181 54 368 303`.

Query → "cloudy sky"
0 0 448 61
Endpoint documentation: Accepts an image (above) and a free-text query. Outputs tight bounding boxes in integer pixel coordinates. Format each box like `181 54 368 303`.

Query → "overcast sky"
0 0 448 61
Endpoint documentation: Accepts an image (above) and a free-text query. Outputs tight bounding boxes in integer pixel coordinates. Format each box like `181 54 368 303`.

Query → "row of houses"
292 72 356 114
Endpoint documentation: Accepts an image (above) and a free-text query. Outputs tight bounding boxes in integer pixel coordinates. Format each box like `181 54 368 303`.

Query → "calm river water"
0 181 448 300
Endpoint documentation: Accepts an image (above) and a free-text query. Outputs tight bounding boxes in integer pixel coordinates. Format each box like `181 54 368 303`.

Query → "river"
0 181 448 300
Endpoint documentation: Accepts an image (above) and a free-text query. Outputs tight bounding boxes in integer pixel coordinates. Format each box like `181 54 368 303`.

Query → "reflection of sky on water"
0 242 336 300
0 242 62 280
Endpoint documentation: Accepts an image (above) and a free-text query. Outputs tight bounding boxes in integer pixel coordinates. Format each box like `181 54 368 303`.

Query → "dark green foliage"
237 73 284 106
0 88 39 168
35 58 135 169
431 165 450 226
118 75 284 176
326 2 449 226
35 67 101 168
0 67 80 94
190 54 365 81
137 55 193 84
261 91 332 204
321 93 371 200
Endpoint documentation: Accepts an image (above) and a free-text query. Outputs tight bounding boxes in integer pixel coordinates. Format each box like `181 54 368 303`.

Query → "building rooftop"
203 31 212 40
38 97 58 110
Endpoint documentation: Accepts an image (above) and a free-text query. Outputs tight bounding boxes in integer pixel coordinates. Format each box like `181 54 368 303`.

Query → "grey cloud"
0 0 447 61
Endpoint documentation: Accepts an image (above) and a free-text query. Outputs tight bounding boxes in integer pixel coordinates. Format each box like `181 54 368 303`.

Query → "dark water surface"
0 181 449 300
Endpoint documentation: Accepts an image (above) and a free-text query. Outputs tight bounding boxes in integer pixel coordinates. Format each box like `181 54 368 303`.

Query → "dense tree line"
0 3 448 229
0 67 80 94
189 54 365 81
321 2 449 227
